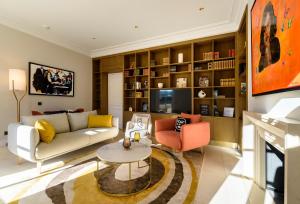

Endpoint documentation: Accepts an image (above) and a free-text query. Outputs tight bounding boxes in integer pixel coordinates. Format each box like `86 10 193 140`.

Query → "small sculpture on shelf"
198 90 206 98
143 80 148 89
213 105 220 116
136 81 141 90
142 102 148 112
199 77 209 87
129 106 133 112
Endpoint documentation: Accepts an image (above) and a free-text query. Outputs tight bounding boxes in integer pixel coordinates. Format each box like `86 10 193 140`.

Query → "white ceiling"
0 0 247 57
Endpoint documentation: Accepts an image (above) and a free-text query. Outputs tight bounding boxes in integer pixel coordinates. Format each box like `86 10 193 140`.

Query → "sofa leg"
37 161 43 174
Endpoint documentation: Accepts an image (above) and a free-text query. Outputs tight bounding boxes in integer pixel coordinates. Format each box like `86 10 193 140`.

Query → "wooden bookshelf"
100 31 248 147
92 59 101 111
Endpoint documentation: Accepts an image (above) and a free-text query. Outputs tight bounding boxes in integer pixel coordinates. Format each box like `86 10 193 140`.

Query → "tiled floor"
195 145 278 204
0 136 271 204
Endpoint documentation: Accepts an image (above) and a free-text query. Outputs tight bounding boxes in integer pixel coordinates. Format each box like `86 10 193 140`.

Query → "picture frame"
251 0 300 96
176 78 187 88
29 62 74 97
223 107 234 117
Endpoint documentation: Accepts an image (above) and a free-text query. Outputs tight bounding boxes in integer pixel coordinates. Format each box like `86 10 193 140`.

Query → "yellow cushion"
88 115 112 128
35 119 56 144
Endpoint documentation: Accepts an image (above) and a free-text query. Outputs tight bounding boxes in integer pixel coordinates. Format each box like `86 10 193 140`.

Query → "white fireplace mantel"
242 111 300 204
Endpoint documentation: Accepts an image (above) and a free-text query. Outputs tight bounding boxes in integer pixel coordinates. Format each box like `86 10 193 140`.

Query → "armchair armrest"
8 123 40 162
180 122 210 151
155 118 176 132
112 117 119 129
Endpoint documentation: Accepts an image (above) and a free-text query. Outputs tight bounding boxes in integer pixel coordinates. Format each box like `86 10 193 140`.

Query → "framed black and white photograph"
29 62 74 97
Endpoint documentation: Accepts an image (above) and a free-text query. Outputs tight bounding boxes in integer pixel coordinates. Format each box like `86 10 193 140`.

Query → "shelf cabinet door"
213 117 236 143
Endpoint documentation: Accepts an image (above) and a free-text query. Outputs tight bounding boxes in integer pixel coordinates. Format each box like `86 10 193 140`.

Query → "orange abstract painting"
252 0 300 95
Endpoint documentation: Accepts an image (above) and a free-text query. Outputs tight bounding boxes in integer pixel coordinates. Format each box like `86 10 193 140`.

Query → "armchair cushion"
181 113 201 123
175 117 191 132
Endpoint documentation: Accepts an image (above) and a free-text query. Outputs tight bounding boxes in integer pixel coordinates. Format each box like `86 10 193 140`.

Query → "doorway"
108 73 123 128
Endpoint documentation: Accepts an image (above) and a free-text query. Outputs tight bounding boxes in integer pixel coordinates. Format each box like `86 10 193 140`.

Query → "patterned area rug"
1 147 203 204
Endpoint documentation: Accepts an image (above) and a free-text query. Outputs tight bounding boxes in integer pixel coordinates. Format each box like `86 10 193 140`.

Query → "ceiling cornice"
0 15 91 56
91 0 248 58
0 0 248 58
91 20 236 58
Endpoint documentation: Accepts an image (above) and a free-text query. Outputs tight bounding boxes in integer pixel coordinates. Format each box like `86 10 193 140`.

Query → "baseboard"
0 135 7 147
209 140 238 149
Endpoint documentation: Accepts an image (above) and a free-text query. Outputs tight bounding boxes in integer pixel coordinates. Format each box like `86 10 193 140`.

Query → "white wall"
0 24 92 137
247 0 300 120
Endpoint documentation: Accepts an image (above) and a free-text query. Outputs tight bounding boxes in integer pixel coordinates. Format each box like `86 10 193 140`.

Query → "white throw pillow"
67 110 97 131
21 113 70 134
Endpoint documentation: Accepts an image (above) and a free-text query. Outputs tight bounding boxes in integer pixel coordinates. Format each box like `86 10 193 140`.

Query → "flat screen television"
150 89 191 114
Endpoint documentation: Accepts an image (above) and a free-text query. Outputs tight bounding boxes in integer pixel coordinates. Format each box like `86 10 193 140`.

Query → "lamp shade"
9 69 26 91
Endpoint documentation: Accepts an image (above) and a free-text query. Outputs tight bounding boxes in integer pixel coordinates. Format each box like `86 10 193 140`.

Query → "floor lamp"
9 69 27 122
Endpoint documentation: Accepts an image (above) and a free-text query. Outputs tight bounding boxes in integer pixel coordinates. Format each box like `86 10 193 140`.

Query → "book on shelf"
162 57 169 65
143 69 149 75
208 59 235 70
170 66 177 72
200 104 210 116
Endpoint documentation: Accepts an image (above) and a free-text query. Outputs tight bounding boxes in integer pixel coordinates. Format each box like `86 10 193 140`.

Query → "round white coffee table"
96 142 152 195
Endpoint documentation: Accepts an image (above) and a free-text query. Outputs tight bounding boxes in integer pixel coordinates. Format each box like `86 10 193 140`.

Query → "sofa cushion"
21 113 70 134
35 131 89 160
155 131 181 150
35 119 56 144
88 115 113 128
67 110 97 131
78 127 119 144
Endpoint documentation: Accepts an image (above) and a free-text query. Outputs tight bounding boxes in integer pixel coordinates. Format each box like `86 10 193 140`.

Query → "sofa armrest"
180 122 210 151
112 117 119 129
155 118 176 132
8 123 40 162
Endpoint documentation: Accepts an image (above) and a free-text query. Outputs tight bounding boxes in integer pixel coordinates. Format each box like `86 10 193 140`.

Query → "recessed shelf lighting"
198 7 205 11
92 37 97 40
134 25 139 29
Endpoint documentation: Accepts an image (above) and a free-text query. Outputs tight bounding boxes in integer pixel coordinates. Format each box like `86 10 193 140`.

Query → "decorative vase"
129 106 133 112
198 90 206 98
123 137 131 149
178 53 183 63
158 83 164 88
136 82 141 90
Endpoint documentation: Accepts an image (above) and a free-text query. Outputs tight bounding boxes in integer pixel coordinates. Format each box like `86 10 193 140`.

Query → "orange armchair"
155 118 210 152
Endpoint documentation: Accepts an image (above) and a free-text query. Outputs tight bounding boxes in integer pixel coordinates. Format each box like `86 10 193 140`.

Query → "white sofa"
8 111 119 172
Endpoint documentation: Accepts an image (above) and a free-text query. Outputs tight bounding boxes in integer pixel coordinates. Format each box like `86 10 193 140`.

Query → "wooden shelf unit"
117 32 247 146
123 51 150 113
92 59 101 111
